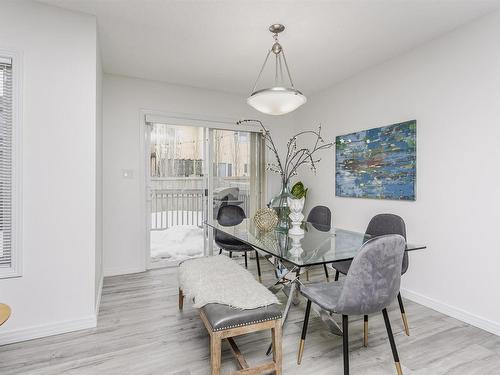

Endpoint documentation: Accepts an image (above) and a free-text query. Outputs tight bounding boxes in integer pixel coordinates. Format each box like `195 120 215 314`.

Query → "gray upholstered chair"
332 214 410 344
306 206 332 281
215 205 262 281
298 234 407 375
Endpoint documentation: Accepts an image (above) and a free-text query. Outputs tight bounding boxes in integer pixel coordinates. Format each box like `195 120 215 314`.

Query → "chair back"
335 234 406 315
215 205 246 244
366 214 408 274
306 205 331 232
217 205 246 226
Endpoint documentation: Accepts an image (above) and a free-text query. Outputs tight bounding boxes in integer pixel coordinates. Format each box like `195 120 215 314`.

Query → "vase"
269 183 293 232
288 232 304 257
287 196 305 235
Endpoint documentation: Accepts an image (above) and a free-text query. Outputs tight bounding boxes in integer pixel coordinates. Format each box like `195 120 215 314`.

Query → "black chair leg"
229 251 233 258
255 250 262 282
335 270 340 281
297 300 312 365
397 293 410 336
342 315 349 375
244 252 248 268
363 315 369 347
382 309 403 375
219 249 222 255
323 264 330 281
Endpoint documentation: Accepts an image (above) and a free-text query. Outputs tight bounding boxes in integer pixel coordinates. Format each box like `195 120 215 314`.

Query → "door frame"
140 110 262 270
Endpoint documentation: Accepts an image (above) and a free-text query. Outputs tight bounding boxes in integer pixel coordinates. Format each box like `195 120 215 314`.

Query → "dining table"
206 219 426 353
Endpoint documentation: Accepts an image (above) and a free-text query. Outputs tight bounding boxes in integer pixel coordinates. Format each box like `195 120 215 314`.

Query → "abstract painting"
335 120 416 200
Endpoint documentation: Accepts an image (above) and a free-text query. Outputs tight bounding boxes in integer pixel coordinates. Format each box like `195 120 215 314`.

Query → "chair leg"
297 300 312 365
335 270 340 281
272 320 283 375
219 248 222 255
323 264 330 281
229 251 233 258
342 315 349 375
363 315 368 347
397 293 410 336
244 252 248 268
255 250 262 283
382 309 403 375
178 288 184 310
210 333 222 375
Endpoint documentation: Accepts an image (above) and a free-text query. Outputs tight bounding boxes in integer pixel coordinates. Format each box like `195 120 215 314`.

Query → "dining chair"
331 214 410 345
215 205 262 282
298 234 407 375
306 205 332 281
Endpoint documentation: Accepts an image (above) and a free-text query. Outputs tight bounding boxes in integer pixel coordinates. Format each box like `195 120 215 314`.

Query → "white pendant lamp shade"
247 87 307 116
248 24 306 116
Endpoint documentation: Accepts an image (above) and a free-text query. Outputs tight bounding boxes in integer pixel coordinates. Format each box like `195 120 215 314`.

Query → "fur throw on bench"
178 255 279 309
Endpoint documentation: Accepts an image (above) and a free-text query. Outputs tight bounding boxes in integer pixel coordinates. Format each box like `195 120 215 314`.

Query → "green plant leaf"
291 181 308 199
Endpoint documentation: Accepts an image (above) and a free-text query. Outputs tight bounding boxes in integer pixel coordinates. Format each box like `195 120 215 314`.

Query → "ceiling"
38 0 500 96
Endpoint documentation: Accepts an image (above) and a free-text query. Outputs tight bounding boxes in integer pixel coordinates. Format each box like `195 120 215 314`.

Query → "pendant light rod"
281 49 295 89
251 48 272 93
251 24 297 92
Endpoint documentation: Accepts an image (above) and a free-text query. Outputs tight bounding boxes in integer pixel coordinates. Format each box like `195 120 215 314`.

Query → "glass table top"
206 219 426 267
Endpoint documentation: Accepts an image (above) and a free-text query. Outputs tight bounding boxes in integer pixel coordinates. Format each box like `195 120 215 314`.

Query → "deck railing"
150 187 250 230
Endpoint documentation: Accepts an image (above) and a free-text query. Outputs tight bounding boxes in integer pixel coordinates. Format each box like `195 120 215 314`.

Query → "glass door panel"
148 123 206 266
211 129 264 223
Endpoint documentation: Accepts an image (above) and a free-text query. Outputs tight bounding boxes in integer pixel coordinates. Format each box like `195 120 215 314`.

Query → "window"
0 53 21 278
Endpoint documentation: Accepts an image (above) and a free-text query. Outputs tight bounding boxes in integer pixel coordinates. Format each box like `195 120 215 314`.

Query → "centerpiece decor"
237 119 334 232
287 196 305 236
253 207 279 232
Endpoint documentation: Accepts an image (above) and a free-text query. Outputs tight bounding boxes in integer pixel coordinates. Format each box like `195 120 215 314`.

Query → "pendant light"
247 24 307 116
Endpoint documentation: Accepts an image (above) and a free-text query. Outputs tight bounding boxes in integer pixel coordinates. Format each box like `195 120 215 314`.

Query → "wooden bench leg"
210 332 222 375
271 320 282 375
178 288 184 311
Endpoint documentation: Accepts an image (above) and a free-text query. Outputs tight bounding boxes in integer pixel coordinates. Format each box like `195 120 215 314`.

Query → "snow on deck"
150 225 204 261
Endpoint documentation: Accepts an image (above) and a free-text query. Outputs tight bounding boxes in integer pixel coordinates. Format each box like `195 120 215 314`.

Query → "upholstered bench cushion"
201 303 282 332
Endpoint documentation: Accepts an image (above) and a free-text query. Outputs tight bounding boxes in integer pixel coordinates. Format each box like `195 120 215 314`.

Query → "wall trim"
0 315 97 346
95 275 104 314
103 266 144 277
401 288 500 337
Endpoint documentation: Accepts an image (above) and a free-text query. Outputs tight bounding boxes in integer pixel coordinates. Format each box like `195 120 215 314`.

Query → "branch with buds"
236 119 334 186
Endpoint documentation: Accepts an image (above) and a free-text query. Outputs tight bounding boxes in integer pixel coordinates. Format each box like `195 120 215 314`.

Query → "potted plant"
237 119 333 231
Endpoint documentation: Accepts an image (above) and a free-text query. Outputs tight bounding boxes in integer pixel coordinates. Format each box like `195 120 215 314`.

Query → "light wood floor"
1 258 500 375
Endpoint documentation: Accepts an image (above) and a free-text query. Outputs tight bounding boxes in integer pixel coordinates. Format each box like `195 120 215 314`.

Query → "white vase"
288 233 304 257
287 197 305 236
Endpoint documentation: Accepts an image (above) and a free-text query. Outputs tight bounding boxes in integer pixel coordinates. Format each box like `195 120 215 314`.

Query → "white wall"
0 1 99 344
103 74 292 276
294 11 500 335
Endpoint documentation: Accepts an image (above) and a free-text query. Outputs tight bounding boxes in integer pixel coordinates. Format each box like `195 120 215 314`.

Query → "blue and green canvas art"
335 120 416 201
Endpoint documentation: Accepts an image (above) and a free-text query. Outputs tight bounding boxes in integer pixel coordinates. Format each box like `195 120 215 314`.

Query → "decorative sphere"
254 208 279 231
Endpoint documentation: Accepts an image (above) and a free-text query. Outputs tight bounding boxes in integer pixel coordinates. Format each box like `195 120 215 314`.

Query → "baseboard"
103 266 145 277
95 275 104 314
0 315 97 346
401 288 500 337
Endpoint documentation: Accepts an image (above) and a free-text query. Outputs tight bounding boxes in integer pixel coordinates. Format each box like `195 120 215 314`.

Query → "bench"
178 257 282 375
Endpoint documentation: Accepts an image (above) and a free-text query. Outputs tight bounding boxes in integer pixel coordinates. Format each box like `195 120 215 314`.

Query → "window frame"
0 49 23 279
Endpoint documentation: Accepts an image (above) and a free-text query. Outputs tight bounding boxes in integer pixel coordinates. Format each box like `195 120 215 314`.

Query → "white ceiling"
38 0 500 96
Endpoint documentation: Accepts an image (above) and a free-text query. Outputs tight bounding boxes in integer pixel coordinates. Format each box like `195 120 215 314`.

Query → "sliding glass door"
146 120 263 268
211 129 264 221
